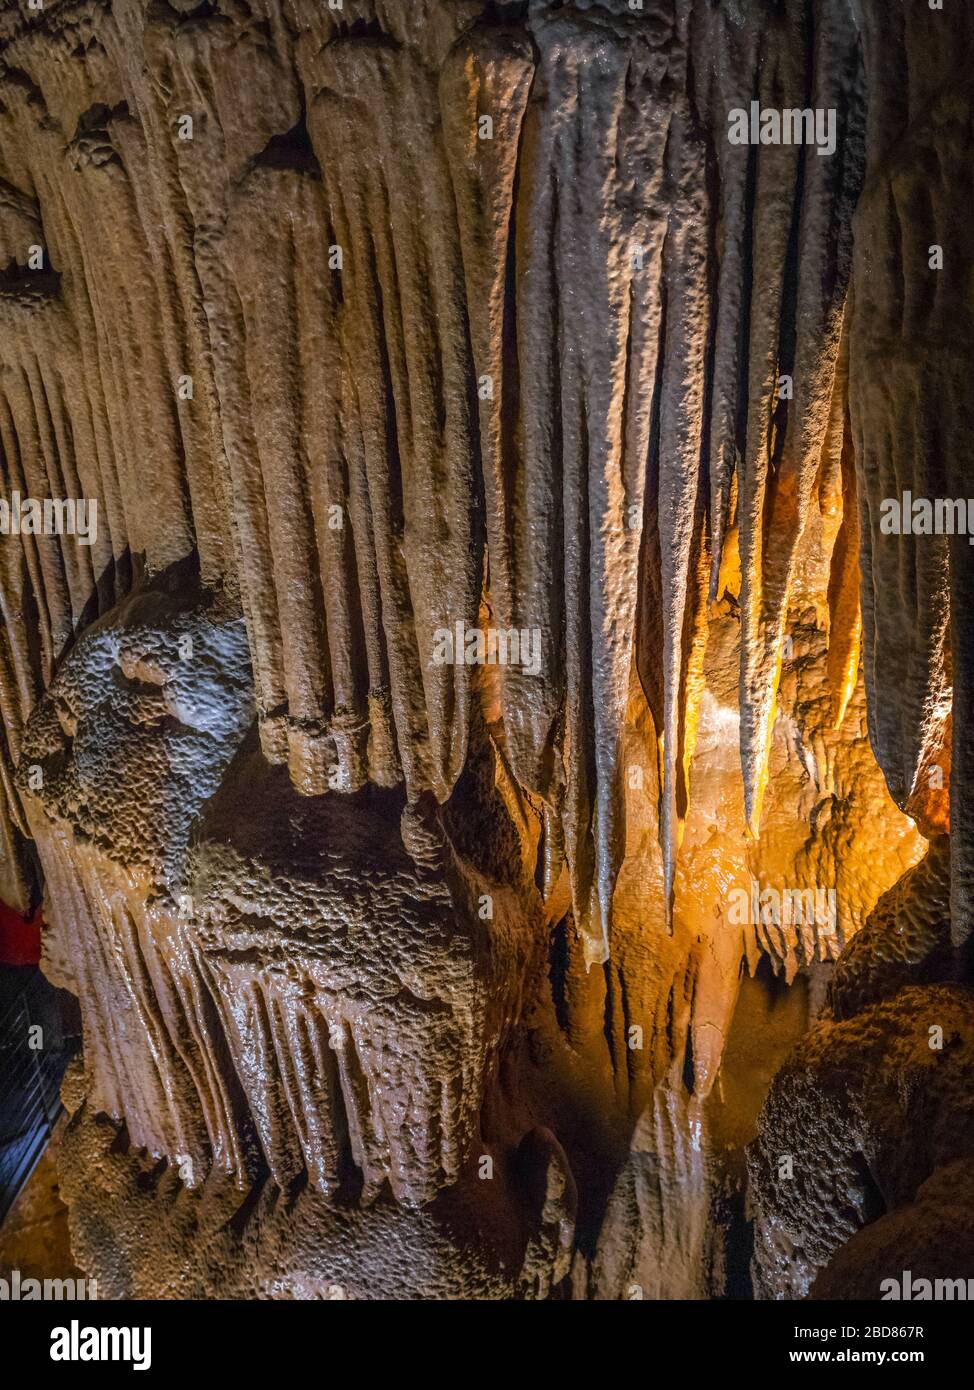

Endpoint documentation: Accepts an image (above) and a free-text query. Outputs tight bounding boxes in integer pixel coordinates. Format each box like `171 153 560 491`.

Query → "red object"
0 900 42 966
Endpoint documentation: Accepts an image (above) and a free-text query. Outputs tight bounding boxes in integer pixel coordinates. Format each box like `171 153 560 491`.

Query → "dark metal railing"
0 968 80 1225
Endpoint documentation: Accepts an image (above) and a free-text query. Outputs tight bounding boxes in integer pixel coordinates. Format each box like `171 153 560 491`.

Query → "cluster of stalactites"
4 0 965 966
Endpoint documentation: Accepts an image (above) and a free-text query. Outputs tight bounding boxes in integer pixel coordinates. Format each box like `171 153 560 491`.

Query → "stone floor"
0 1118 82 1282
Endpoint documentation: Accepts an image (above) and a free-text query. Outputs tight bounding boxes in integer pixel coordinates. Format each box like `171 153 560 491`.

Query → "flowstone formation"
1 0 972 1299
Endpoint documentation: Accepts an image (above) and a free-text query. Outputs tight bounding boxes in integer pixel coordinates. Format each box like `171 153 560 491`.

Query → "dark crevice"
548 916 571 1035
252 113 321 180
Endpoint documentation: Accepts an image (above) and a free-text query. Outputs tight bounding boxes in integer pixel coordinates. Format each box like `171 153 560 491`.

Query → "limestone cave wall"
1 0 972 1300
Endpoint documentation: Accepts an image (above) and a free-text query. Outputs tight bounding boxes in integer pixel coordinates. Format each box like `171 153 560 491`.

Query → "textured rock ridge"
0 0 870 963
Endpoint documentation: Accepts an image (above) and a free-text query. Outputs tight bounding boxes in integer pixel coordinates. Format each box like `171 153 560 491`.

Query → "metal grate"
0 968 79 1225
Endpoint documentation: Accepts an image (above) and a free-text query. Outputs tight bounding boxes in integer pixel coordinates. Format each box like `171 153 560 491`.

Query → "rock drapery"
1 0 972 1299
